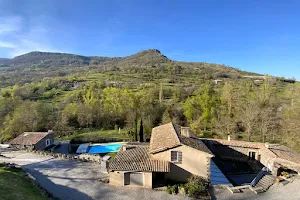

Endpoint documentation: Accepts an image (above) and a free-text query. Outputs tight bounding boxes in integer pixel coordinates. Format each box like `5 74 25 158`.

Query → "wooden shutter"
178 151 182 163
171 151 177 161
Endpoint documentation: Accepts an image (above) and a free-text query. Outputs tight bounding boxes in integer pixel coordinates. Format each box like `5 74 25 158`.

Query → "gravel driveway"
0 151 189 200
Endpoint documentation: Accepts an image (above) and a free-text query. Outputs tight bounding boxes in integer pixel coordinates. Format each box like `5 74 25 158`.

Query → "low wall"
26 149 101 163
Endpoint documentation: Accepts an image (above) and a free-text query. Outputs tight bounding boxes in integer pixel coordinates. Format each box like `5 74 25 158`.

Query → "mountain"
0 49 169 68
1 52 116 68
0 58 10 66
0 49 253 73
0 49 261 88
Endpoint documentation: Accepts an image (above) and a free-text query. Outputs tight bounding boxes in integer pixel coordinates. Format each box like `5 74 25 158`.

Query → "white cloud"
0 40 17 48
0 15 62 57
0 16 22 35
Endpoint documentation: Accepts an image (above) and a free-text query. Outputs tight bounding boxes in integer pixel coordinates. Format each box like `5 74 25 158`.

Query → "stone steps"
251 174 275 193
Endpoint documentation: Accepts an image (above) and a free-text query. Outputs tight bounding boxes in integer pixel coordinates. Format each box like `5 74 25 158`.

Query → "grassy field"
0 164 48 200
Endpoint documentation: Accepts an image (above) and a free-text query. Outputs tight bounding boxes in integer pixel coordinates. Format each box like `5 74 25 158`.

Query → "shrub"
281 171 289 177
167 186 173 194
167 185 179 195
185 175 209 197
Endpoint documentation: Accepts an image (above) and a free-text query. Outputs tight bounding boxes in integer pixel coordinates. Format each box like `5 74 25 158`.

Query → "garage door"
128 173 143 186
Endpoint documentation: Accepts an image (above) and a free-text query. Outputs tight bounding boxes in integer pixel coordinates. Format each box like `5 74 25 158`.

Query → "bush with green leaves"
167 184 179 194
185 175 209 196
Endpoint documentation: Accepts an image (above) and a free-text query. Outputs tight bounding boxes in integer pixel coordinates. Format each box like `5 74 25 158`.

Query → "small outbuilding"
9 130 54 151
109 144 170 188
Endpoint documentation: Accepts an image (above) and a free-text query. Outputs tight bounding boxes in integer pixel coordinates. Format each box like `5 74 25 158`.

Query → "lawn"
0 164 48 200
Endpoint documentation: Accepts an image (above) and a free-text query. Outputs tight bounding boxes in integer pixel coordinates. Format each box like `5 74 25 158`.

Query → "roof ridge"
170 122 181 144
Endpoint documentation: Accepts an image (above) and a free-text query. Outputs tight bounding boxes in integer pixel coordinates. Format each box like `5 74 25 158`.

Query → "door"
124 173 130 185
129 173 144 186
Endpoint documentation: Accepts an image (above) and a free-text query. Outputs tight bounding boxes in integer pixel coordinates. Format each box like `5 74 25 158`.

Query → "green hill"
0 49 260 88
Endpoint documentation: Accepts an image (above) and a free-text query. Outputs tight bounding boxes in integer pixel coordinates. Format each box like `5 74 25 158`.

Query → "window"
45 139 51 147
171 151 182 162
249 151 256 160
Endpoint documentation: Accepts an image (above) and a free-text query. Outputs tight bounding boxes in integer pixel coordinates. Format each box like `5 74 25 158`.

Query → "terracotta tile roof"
149 123 213 155
202 138 266 149
268 145 300 164
110 145 170 172
10 132 51 146
202 138 300 163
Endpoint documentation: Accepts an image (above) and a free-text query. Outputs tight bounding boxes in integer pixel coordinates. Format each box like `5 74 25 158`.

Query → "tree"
214 82 236 138
162 109 172 124
184 83 219 133
159 83 164 105
1 101 39 139
258 106 279 142
139 118 144 142
236 84 260 141
280 83 300 152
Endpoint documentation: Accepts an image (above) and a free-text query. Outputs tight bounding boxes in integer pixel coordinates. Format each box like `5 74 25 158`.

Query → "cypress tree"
139 118 144 142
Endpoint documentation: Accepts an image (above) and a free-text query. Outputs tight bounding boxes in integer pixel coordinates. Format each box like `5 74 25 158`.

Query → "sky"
0 0 299 79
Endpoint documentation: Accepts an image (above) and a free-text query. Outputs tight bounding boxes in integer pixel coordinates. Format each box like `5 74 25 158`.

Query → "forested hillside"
0 49 299 152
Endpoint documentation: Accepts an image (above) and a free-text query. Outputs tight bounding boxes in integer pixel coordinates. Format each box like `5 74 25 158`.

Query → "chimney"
48 130 53 134
122 145 127 151
181 127 191 138
227 134 231 141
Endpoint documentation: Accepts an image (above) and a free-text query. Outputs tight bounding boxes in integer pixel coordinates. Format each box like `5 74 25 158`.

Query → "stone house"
9 130 54 151
109 123 300 188
202 137 300 176
109 123 214 188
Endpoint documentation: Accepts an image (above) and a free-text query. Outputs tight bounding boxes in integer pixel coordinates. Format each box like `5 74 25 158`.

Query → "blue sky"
0 0 299 79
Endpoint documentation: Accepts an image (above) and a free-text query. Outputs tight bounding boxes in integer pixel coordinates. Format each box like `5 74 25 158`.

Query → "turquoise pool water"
88 143 123 154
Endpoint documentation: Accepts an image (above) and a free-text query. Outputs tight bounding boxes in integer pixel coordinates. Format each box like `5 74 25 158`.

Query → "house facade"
109 123 213 188
10 130 54 151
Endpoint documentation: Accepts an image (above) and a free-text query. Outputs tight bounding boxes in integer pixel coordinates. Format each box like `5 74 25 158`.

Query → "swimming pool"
88 143 123 154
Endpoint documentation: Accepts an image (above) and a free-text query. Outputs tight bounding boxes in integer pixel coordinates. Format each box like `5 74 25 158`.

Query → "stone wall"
78 154 101 163
110 171 124 186
26 149 101 163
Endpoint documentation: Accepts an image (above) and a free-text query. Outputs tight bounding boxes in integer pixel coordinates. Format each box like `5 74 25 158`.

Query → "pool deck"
89 142 127 146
